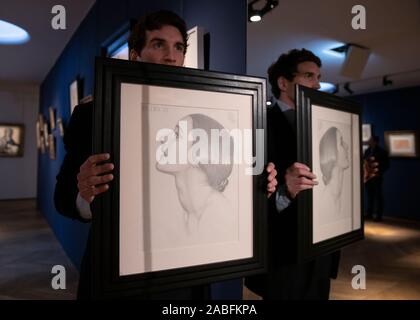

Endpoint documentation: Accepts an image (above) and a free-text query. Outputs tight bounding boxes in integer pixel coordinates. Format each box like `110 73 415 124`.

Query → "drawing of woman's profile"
156 113 235 238
319 126 350 215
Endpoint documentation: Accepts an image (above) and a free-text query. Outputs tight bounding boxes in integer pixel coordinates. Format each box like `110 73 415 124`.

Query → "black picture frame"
91 57 267 299
295 85 364 263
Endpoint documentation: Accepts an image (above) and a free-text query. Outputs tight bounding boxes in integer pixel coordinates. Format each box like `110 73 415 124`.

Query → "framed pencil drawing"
296 85 363 262
384 130 418 158
91 58 267 298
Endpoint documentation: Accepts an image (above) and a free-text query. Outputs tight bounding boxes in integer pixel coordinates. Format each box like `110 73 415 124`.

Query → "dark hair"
128 10 188 55
268 48 322 99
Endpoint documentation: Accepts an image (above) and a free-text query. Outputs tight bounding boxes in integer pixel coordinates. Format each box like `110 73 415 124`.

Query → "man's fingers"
80 153 110 171
87 174 114 187
298 177 318 186
77 162 114 181
88 153 110 165
93 184 109 196
292 162 310 171
80 183 110 202
266 162 275 172
298 184 316 192
267 169 277 181
91 163 114 176
267 180 277 190
286 168 317 180
295 168 317 179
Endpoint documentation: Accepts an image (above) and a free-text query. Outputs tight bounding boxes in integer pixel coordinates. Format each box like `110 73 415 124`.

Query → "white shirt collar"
275 98 293 112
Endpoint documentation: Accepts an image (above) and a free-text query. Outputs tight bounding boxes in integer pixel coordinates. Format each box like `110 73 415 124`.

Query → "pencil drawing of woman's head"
319 126 349 187
156 113 235 231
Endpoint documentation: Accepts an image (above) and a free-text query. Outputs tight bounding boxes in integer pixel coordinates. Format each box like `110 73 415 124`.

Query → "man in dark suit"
55 10 278 300
245 48 377 300
364 135 389 221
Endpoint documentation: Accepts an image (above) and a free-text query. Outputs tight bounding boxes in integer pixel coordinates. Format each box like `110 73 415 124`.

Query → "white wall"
0 83 39 200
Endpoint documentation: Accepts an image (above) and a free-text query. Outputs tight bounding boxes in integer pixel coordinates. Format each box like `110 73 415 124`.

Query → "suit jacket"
245 104 340 300
54 102 93 223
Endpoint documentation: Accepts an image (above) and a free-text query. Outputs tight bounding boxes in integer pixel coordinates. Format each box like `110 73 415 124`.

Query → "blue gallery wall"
351 85 420 220
38 0 246 298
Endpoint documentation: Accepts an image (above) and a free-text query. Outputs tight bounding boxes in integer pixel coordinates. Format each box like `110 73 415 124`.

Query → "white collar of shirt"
275 99 293 113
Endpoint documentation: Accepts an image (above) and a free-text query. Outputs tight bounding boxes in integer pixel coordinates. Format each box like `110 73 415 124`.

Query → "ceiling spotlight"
0 19 30 45
344 82 354 95
383 75 393 86
248 0 279 22
249 12 262 22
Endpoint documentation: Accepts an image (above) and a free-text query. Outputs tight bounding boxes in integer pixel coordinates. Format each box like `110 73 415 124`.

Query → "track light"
248 0 279 22
344 82 353 95
249 12 262 22
383 75 393 86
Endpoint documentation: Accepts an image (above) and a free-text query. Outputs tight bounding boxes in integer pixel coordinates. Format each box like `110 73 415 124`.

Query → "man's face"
279 61 321 106
137 25 185 67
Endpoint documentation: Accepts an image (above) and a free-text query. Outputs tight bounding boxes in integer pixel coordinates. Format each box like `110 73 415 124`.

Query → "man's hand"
266 162 278 198
363 156 379 183
77 153 114 203
285 162 318 199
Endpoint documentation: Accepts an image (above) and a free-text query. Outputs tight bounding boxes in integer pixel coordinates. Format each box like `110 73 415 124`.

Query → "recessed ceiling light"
0 19 30 45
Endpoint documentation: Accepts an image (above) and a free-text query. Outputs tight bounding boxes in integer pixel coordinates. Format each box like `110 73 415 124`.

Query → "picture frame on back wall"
384 130 419 158
49 107 56 130
295 84 364 263
0 123 25 157
362 124 372 143
57 118 65 137
69 78 81 114
48 134 56 160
